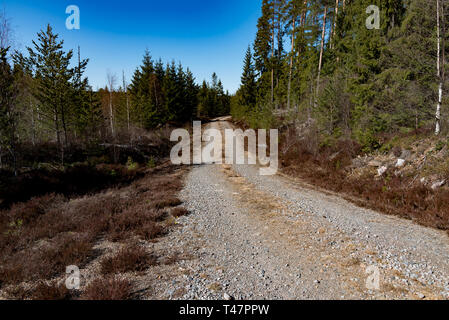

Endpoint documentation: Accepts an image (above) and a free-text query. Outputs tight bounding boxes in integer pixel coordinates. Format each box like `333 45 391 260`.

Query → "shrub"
135 223 165 241
154 198 182 209
126 157 139 171
81 277 132 300
171 207 189 218
0 165 141 209
100 245 156 275
436 140 446 152
30 282 72 300
147 157 156 168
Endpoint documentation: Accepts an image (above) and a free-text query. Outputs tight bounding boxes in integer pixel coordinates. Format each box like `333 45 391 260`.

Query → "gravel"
144 121 449 300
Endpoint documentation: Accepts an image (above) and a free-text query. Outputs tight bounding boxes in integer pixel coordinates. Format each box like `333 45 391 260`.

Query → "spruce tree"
0 47 18 174
254 0 274 103
72 46 93 141
25 25 74 149
184 68 199 120
239 46 257 110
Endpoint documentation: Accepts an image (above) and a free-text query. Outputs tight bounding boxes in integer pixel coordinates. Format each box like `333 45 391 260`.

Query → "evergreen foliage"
233 0 449 150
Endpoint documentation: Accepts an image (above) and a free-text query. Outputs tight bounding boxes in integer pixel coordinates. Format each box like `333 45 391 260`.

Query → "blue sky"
3 0 261 93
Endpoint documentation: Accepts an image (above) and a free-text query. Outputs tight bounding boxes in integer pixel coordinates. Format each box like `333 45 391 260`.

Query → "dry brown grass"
171 207 189 218
3 281 74 300
154 197 183 209
0 162 189 299
280 132 449 233
100 244 156 275
81 277 132 300
30 282 73 300
0 164 141 209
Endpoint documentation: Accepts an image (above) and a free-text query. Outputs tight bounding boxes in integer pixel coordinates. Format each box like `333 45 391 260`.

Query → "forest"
233 0 448 150
0 10 231 298
231 0 449 232
0 22 230 176
1 1 449 302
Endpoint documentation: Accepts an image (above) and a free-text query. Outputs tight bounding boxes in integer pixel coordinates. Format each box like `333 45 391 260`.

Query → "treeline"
0 22 229 173
233 0 449 151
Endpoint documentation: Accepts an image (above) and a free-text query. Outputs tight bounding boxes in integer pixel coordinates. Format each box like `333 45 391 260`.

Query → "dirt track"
147 119 449 300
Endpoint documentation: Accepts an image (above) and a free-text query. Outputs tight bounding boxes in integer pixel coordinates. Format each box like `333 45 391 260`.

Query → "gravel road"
146 120 449 300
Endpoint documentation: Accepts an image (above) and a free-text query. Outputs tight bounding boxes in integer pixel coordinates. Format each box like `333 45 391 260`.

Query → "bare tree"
315 4 328 107
0 8 16 174
0 7 12 49
287 1 297 111
107 71 117 137
436 0 445 135
271 3 276 106
330 0 340 49
122 70 130 134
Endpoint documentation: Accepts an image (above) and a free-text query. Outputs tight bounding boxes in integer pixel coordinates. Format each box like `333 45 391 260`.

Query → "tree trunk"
287 4 296 111
126 93 130 133
271 23 275 107
316 5 328 106
436 0 443 135
122 71 130 134
30 96 35 146
331 0 340 49
301 1 307 26
10 120 17 176
109 91 115 137
54 108 61 146
61 100 68 147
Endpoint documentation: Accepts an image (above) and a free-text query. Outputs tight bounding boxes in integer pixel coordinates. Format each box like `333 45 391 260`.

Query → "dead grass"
100 244 156 275
154 197 183 209
0 161 189 299
171 207 189 218
0 164 141 209
3 281 75 300
81 277 132 300
280 131 449 233
0 233 94 286
30 282 73 300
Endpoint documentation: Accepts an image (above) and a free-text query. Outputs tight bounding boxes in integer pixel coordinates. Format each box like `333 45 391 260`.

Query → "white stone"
431 180 446 190
396 159 406 168
377 166 388 176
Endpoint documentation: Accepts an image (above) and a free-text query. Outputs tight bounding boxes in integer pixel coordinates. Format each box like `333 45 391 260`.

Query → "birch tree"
286 0 299 110
330 0 340 48
0 8 12 49
436 0 444 135
122 70 130 133
107 71 116 137
316 4 328 105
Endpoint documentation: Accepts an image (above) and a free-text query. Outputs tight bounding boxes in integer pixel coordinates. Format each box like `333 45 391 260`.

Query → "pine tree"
197 80 209 118
130 51 159 128
184 68 199 120
163 61 180 123
254 0 274 103
25 25 74 150
239 46 257 110
285 0 302 110
0 47 18 174
72 46 94 141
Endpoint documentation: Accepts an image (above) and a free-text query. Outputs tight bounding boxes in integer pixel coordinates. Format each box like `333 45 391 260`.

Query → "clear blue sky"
3 0 261 93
